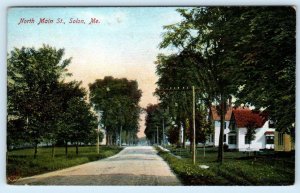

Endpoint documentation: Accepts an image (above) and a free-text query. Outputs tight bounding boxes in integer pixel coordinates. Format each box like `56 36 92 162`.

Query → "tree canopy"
89 76 142 145
156 7 295 162
7 45 98 157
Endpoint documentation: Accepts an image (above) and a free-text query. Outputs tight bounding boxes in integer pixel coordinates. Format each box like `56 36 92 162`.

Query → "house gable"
228 107 275 151
230 108 268 128
210 106 233 121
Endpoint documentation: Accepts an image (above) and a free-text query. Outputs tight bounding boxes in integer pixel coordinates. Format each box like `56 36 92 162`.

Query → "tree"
64 97 98 155
157 7 295 163
53 81 89 157
243 110 267 154
167 126 180 146
231 7 296 134
89 76 142 145
155 53 210 149
144 104 162 144
158 8 235 163
7 45 71 158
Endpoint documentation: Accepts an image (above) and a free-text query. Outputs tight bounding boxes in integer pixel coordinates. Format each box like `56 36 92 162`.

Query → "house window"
245 136 251 144
278 133 284 145
228 135 237 144
224 134 226 142
266 136 274 144
224 122 227 129
229 120 236 130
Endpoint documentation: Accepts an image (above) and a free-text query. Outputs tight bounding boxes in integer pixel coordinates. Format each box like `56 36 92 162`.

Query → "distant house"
209 106 233 147
228 108 275 151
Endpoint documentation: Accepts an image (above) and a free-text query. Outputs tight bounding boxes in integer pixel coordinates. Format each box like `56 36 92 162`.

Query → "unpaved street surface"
14 146 181 185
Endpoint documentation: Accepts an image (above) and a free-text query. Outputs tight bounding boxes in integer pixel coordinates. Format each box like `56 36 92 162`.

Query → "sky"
7 7 183 138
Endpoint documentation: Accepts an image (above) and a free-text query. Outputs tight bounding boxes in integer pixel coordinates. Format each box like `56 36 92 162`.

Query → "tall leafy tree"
7 45 71 158
155 53 210 148
89 76 142 145
144 104 162 144
231 7 296 134
54 81 97 157
157 6 295 163
159 8 236 162
64 97 98 155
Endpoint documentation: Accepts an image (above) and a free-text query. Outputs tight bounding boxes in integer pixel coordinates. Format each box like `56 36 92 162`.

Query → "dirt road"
14 146 181 185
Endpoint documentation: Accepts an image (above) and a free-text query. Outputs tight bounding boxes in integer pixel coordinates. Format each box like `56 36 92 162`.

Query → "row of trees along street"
7 45 99 158
144 7 295 164
89 76 142 146
7 45 142 158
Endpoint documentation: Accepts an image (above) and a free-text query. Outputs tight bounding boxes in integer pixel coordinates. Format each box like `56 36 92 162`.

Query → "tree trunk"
217 96 226 164
204 142 206 157
153 135 155 145
52 143 55 158
119 125 123 146
183 125 187 149
106 133 110 145
65 142 68 158
33 142 38 159
128 132 131 146
76 142 79 155
110 135 113 145
248 144 251 157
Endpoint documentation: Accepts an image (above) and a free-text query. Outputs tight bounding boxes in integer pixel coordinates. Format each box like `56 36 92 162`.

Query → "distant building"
210 106 276 151
209 106 233 147
228 108 275 151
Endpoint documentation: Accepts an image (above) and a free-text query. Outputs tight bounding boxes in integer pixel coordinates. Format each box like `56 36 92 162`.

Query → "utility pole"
97 131 99 154
120 125 123 146
156 126 159 145
162 117 165 147
156 86 198 164
192 86 196 165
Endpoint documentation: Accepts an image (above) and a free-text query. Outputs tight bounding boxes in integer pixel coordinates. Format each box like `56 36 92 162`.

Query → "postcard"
6 6 295 186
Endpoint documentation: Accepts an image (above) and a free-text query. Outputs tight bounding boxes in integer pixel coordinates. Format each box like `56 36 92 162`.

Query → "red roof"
265 131 274 135
232 108 268 128
210 106 233 121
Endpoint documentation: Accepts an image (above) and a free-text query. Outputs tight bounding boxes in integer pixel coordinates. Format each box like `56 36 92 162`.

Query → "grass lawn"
157 146 295 185
7 145 122 183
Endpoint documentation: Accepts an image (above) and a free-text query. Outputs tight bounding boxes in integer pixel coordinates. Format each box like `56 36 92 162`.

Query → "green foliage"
7 146 122 182
144 103 175 145
231 7 296 132
89 76 142 145
157 7 296 162
7 45 98 157
167 126 180 145
7 45 72 149
144 104 161 143
154 53 212 147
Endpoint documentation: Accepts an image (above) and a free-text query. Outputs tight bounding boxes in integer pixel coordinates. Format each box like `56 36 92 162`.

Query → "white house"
228 108 275 151
209 106 233 148
210 106 275 151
